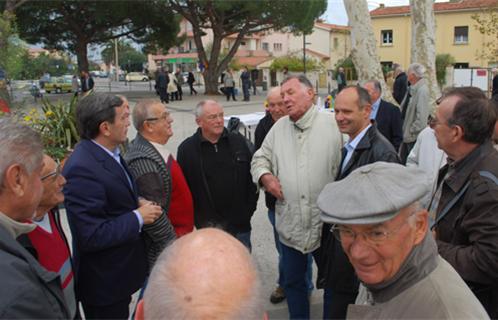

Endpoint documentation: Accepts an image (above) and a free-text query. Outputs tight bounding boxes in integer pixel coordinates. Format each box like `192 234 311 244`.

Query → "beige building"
370 0 498 69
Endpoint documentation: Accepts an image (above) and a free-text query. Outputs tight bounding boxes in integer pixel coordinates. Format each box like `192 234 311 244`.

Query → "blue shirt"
91 140 144 229
370 98 381 120
342 124 372 172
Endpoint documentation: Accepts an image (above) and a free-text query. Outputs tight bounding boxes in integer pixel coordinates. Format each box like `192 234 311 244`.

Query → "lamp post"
303 34 311 75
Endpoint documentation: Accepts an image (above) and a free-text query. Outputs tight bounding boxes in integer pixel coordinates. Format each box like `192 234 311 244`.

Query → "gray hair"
364 79 382 94
76 93 125 140
281 74 314 90
144 231 264 320
194 99 221 118
0 117 43 188
408 63 426 79
266 86 281 99
133 99 160 132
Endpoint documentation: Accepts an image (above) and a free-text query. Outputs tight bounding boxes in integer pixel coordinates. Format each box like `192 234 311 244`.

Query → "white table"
224 112 266 142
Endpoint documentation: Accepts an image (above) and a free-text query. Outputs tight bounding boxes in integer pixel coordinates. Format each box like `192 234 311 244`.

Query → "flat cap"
317 162 431 225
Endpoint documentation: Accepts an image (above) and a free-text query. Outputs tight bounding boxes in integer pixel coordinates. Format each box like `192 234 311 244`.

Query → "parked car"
125 72 149 82
44 76 73 93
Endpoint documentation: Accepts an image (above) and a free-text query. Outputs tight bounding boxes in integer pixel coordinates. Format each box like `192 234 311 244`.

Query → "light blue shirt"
370 98 381 120
91 140 144 229
342 124 372 172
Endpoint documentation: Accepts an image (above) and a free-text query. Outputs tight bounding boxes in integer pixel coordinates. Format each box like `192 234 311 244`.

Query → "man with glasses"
0 118 69 318
18 154 78 318
317 162 488 319
429 87 498 318
177 100 257 250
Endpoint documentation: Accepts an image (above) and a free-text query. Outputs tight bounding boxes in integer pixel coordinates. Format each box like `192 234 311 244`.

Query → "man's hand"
260 173 284 200
137 202 162 225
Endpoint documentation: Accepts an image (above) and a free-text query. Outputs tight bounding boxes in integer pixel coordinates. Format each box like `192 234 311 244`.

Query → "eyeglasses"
41 165 61 182
330 212 415 245
146 113 170 122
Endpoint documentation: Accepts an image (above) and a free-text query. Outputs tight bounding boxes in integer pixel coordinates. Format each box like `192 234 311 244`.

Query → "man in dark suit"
363 79 403 151
317 86 400 319
80 71 94 93
62 93 162 319
392 64 408 105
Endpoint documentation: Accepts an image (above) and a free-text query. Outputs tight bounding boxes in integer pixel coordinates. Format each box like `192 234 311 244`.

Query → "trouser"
242 82 250 101
188 83 197 94
225 87 236 101
82 296 131 320
281 242 320 319
159 87 169 103
176 85 183 100
399 141 416 164
323 288 358 319
268 210 313 289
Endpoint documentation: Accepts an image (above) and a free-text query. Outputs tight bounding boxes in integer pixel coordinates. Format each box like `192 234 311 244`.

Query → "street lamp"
303 34 311 75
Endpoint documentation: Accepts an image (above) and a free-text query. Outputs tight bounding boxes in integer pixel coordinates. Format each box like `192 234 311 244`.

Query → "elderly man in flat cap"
317 162 488 319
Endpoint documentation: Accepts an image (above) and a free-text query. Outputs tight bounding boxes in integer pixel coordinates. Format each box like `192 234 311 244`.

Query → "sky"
322 0 448 25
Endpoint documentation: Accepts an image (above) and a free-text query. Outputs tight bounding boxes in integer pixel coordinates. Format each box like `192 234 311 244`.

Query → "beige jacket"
251 106 342 253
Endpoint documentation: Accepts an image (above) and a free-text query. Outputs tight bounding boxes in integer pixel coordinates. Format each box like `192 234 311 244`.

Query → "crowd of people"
0 62 497 320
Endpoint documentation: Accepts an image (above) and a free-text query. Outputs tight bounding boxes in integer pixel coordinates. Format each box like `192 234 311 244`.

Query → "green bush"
436 53 455 87
334 56 357 80
270 55 321 72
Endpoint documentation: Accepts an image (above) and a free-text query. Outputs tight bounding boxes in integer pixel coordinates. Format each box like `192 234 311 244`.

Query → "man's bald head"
141 228 263 320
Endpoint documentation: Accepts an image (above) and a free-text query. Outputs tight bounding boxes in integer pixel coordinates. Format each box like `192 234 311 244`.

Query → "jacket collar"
444 141 494 193
410 78 426 93
293 104 317 131
0 211 35 239
196 127 229 144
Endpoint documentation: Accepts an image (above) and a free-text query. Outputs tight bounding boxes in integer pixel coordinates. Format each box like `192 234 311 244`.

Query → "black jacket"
393 72 408 105
318 125 400 292
374 99 403 151
177 128 258 234
254 112 276 211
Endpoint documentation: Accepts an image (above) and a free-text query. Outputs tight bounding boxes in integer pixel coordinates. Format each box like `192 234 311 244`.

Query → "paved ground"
16 84 327 319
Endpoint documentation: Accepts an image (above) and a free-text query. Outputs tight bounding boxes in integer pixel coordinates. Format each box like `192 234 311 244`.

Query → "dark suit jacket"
318 126 400 293
374 99 403 151
62 139 147 306
80 76 94 93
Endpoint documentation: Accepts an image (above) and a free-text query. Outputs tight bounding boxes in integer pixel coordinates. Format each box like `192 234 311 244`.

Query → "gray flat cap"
317 162 431 225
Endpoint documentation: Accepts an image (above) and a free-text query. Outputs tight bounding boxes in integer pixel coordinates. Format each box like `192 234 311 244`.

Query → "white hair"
0 117 43 189
408 63 426 79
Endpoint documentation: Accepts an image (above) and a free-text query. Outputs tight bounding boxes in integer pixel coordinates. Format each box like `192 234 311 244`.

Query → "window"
262 42 269 51
333 37 339 50
454 26 468 44
188 40 193 51
240 41 246 46
454 62 469 69
274 43 282 51
381 30 393 45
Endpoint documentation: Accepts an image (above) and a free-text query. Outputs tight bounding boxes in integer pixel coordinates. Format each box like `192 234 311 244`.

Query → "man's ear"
99 121 111 137
135 299 144 320
413 210 429 245
452 125 464 142
3 164 26 197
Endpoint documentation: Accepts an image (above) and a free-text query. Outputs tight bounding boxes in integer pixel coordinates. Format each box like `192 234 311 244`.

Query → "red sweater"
168 156 194 236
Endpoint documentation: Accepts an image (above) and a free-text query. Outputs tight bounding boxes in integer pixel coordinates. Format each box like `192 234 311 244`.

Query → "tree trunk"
410 0 440 115
203 69 221 95
343 0 396 104
75 41 89 73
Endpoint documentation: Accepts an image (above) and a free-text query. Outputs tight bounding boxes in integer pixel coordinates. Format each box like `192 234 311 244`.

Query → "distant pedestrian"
167 71 178 101
174 70 183 101
241 66 251 101
72 75 79 97
80 71 94 94
156 68 169 103
336 67 347 93
251 68 259 95
393 64 408 105
187 70 197 95
224 69 236 101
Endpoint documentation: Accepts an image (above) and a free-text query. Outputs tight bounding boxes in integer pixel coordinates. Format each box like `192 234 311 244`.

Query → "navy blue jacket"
62 139 147 306
374 99 403 151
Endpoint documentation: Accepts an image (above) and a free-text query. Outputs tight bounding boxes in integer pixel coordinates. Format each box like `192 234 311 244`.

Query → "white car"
125 72 149 82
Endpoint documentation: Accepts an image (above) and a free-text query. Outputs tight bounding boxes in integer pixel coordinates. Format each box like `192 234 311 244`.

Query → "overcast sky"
322 0 449 25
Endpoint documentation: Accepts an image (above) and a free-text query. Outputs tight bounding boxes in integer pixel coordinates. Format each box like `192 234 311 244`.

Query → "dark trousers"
158 87 169 103
281 242 320 319
399 141 415 164
225 86 236 101
82 296 131 320
323 288 358 319
188 83 197 95
176 85 183 100
242 82 250 101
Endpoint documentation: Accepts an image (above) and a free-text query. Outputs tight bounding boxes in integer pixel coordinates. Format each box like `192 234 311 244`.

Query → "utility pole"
303 34 306 75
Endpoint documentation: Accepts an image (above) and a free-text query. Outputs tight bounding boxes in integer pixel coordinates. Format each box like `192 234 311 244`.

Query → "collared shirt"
342 124 372 172
370 98 381 120
91 140 143 228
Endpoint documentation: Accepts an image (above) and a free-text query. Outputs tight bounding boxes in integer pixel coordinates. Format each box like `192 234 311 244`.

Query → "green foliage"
14 1 179 72
335 56 357 80
435 53 455 87
101 40 146 72
20 96 79 161
471 6 498 62
270 55 321 72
